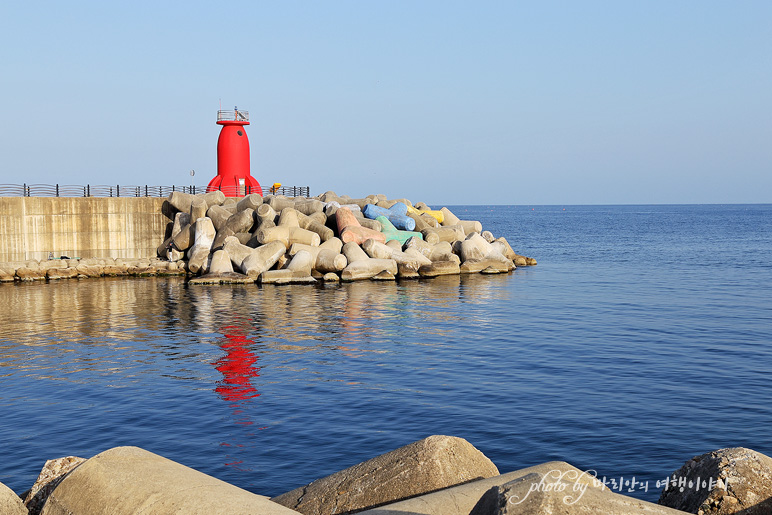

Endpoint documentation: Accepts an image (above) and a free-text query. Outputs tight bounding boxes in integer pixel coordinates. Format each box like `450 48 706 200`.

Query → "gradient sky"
1 1 770 205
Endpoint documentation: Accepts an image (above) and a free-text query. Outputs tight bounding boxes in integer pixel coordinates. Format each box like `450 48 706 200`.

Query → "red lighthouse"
207 107 262 197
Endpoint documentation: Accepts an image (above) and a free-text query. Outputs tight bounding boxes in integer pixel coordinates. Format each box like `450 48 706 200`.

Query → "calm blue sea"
1 204 770 503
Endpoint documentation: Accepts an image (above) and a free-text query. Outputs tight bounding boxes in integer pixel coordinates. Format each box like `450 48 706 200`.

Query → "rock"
440 206 461 226
167 191 195 213
460 259 511 274
46 267 79 280
467 471 687 515
223 208 256 234
340 242 397 281
658 447 772 515
337 207 387 245
256 225 321 249
40 260 68 270
0 266 16 282
200 190 226 208
189 196 207 221
460 233 491 263
272 435 499 515
277 207 300 227
222 236 254 271
188 272 253 284
75 264 104 278
170 211 191 240
208 249 234 274
172 221 196 251
458 220 483 235
39 446 299 515
187 217 216 274
268 196 297 212
236 193 263 212
421 226 464 244
420 212 441 228
24 456 87 515
0 481 26 515
297 211 335 242
407 205 444 224
241 241 286 278
357 462 600 515
363 203 416 231
289 239 347 273
419 260 461 277
102 264 128 276
294 199 325 215
206 204 232 231
376 216 423 245
429 242 460 264
260 250 316 284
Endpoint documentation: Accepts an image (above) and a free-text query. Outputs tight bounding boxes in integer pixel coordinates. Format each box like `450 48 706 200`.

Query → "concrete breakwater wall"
0 197 169 262
5 436 771 514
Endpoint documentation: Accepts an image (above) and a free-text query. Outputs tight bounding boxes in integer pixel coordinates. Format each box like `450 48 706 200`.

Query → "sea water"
0 204 770 503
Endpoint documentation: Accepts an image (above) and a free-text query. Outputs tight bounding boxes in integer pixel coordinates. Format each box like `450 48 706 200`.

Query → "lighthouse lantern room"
207 107 262 197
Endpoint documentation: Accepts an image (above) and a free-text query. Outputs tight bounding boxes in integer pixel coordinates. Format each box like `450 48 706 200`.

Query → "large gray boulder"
0 481 26 515
271 435 499 515
659 447 772 514
39 446 299 515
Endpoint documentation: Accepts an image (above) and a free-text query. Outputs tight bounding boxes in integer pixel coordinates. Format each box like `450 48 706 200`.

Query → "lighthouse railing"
217 110 249 122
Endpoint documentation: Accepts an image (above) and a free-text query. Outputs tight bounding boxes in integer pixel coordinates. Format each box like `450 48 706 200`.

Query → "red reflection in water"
212 325 260 405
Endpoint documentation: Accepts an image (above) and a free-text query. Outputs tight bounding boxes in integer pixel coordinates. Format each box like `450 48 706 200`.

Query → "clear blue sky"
1 1 770 204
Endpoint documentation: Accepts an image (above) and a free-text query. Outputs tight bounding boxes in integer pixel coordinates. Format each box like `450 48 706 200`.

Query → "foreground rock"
271 435 499 515
659 447 772 514
468 470 688 515
39 446 299 515
0 481 26 515
24 456 87 515
360 461 688 515
358 461 593 515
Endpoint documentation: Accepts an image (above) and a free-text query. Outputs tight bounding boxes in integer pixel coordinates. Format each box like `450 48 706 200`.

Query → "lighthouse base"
206 175 262 197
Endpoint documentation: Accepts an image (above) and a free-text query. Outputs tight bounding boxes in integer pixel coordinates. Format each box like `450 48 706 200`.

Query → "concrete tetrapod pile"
156 190 537 284
10 437 772 514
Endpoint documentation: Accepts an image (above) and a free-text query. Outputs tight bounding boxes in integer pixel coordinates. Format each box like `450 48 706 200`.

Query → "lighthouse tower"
207 107 262 197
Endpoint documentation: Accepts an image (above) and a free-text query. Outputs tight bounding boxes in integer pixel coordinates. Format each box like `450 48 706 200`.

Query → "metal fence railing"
0 184 311 198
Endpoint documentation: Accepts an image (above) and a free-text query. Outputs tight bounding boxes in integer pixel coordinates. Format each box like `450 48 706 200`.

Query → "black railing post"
117 185 120 197
23 183 27 197
56 184 59 197
87 184 90 197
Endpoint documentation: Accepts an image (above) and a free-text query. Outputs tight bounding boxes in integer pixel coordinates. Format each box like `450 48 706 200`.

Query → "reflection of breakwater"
0 273 516 376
